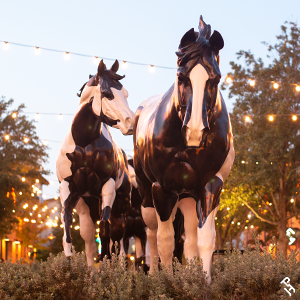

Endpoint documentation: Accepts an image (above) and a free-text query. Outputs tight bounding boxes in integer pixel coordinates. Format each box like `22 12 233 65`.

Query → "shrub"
0 235 299 299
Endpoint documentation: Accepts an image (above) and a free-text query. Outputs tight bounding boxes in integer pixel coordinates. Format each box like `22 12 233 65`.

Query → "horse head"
78 59 134 135
176 15 224 147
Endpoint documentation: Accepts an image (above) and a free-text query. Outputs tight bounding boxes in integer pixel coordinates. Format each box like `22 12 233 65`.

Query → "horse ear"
209 30 224 53
198 15 211 39
110 59 119 73
98 59 106 76
179 28 197 48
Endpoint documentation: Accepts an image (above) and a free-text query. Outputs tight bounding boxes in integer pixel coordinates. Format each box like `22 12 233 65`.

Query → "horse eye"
177 72 186 82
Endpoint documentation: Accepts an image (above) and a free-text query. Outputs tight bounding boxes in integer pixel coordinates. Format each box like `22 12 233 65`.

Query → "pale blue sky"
0 0 299 199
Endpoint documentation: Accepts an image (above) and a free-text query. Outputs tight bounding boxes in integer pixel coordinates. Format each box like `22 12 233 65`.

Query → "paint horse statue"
56 59 135 266
133 16 235 284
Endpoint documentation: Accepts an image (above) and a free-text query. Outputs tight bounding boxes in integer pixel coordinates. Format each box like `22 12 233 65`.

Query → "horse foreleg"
99 178 116 258
197 205 218 285
178 197 198 261
76 198 96 266
142 206 158 273
59 180 72 257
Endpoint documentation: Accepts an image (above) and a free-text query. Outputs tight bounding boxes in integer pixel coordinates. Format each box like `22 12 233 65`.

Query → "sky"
0 0 299 200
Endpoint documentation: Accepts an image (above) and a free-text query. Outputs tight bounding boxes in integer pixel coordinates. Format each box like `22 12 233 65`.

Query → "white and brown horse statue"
133 16 235 284
56 59 135 265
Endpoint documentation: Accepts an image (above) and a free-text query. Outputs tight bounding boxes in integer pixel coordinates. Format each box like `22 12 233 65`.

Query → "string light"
4 134 9 140
24 137 29 143
64 52 70 60
122 61 127 69
292 115 297 121
245 116 251 122
12 112 17 118
249 79 255 86
35 113 40 120
268 115 274 122
22 177 25 182
43 140 48 146
296 85 300 92
36 179 39 183
291 198 295 203
149 65 155 72
225 76 232 84
58 114 63 120
35 47 40 55
94 56 99 65
273 83 279 89
0 40 176 70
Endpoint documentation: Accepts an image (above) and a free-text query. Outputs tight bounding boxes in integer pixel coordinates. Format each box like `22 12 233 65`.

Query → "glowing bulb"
52 209 55 213
43 140 48 146
250 225 254 228
130 256 135 261
4 134 9 140
273 83 279 89
54 196 58 200
31 193 34 197
296 85 300 92
268 115 274 122
64 52 70 60
248 214 251 219
291 198 294 203
245 116 251 122
231 221 234 224
35 47 40 55
225 76 232 84
96 228 100 232
3 42 8 50
237 222 240 226
22 177 25 182
94 56 99 65
58 114 63 120
249 80 255 86
12 112 17 118
50 180 53 185
227 207 230 211
35 113 40 120
23 204 28 209
149 65 155 72
122 61 127 69
36 179 39 183
241 160 245 164
269 202 272 206
24 137 29 143
292 115 297 121
38 214 41 218
60 224 64 228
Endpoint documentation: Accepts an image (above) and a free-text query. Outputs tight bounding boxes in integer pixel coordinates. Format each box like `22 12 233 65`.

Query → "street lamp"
47 233 56 253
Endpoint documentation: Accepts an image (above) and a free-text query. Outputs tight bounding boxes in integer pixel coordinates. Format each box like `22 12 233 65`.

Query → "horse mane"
176 36 208 75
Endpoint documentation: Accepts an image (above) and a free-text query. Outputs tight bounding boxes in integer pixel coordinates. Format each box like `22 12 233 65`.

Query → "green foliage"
0 235 299 299
0 96 49 238
220 21 300 252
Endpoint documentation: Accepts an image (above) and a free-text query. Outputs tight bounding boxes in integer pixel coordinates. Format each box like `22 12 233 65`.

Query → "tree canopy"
0 97 49 239
218 21 300 254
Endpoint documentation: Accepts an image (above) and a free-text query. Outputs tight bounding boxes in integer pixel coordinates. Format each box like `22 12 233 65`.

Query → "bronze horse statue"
133 16 234 284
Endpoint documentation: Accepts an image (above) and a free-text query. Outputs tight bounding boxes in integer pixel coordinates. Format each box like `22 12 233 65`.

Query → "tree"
0 97 49 246
222 21 300 255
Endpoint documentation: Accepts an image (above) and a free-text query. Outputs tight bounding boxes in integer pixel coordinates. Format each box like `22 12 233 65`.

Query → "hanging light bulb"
225 76 232 84
292 115 297 121
149 65 155 72
12 112 17 118
35 47 40 55
58 114 63 120
268 115 274 122
296 85 300 92
122 61 127 69
249 79 255 86
64 52 70 60
3 41 9 50
4 134 9 140
43 140 48 146
21 177 25 182
24 137 29 143
35 113 40 120
245 116 251 122
94 56 99 65
273 82 279 89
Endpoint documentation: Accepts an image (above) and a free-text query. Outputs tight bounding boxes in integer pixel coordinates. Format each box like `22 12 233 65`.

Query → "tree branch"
242 201 277 225
271 191 280 217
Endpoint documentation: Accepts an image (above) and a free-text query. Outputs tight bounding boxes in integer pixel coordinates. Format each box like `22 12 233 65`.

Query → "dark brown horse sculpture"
133 16 234 284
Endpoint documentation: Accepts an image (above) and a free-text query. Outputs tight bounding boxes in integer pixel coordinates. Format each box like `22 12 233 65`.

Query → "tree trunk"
278 177 288 256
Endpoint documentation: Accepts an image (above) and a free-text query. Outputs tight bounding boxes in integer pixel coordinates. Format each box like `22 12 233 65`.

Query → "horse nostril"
125 117 132 128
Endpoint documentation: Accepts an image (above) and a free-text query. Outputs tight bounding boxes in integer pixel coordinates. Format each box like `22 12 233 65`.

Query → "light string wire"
1 40 177 70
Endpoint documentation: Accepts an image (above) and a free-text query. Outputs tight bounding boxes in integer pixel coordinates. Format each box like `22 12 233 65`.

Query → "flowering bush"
0 237 299 299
